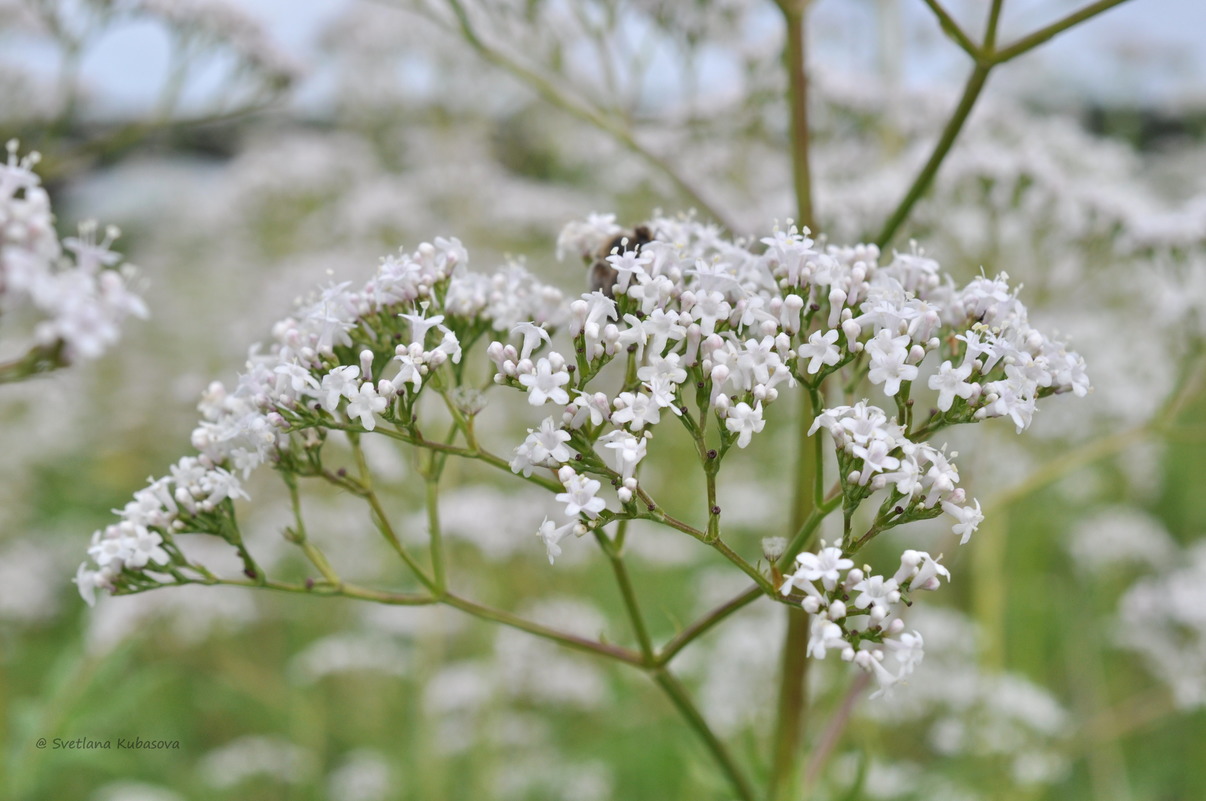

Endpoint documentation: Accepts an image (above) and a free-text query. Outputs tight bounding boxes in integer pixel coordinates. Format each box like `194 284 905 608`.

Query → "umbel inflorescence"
1 141 147 381
77 213 1088 696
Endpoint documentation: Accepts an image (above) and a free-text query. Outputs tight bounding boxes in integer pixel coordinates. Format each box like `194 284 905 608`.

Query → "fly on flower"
590 224 652 297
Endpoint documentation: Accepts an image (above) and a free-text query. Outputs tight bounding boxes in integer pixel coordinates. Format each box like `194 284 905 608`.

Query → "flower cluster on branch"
76 212 1088 695
1 141 147 382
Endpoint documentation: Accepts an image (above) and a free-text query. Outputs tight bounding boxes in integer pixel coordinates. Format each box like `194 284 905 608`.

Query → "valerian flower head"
77 213 1087 704
1 141 147 375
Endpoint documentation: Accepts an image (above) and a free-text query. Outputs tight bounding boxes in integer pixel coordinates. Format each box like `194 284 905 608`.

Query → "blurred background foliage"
1 0 1205 799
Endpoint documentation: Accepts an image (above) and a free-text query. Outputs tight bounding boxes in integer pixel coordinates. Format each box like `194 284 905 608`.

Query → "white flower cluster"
488 217 1083 561
74 455 251 604
80 211 1087 693
1 141 148 367
810 402 983 543
781 546 949 697
77 234 563 601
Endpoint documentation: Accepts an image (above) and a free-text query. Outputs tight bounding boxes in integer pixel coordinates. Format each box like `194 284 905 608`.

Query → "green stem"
442 592 646 667
299 542 343 587
776 490 842 572
425 470 447 594
0 343 67 384
363 486 437 593
283 474 343 587
704 462 721 542
596 526 656 663
638 490 777 595
325 420 563 492
919 0 980 60
651 669 758 801
875 62 991 249
991 0 1135 64
778 0 815 230
769 373 822 801
174 578 646 666
657 585 763 666
878 0 1134 247
982 0 1005 52
345 434 439 594
770 609 811 800
176 576 433 603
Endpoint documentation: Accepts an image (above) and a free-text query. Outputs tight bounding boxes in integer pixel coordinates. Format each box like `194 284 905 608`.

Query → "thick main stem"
768 389 820 800
781 0 815 231
768 4 819 796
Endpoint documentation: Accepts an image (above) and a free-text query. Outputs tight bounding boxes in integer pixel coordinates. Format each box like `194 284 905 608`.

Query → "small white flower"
513 417 573 473
894 550 951 590
806 617 847 659
73 563 111 607
796 329 841 375
274 362 320 396
885 630 925 677
123 526 170 569
928 359 975 412
866 653 902 700
598 430 647 482
725 401 765 448
866 331 918 396
398 308 445 348
792 546 853 590
346 382 388 431
637 353 688 386
941 498 983 544
537 517 577 564
852 575 900 616
512 321 551 361
555 468 607 519
611 392 661 431
320 365 360 411
518 358 571 406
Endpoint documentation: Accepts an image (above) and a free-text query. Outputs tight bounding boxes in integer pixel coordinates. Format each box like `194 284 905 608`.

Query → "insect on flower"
589 224 652 296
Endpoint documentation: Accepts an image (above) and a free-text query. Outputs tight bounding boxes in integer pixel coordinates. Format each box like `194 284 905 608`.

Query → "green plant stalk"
920 0 980 60
183 577 649 667
983 0 1005 52
770 608 811 800
769 377 822 800
652 669 758 801
324 419 564 492
283 474 344 587
595 525 656 663
991 0 1136 64
769 2 821 792
657 584 763 666
424 475 447 595
343 435 440 594
877 0 1135 248
636 488 778 594
971 506 1006 671
777 491 842 573
441 591 647 666
780 0 815 231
